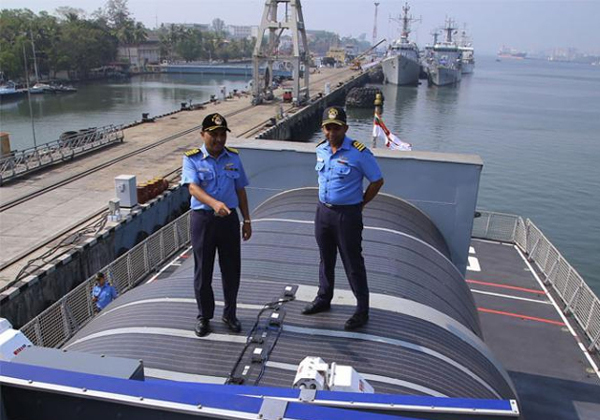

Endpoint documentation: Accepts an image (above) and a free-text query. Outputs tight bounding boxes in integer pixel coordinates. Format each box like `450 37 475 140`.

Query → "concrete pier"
0 66 370 324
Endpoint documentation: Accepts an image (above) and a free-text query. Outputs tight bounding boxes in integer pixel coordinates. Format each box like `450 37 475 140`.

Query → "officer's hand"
242 223 252 241
213 202 231 217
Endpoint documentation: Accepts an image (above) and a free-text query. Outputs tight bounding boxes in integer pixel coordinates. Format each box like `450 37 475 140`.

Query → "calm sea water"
309 56 600 294
0 73 250 151
1 59 598 293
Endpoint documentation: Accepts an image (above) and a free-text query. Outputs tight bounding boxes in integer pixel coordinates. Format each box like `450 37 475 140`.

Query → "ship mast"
443 17 457 44
400 3 411 41
390 2 420 45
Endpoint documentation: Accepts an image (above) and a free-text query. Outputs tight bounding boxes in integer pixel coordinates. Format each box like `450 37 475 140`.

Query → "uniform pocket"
225 171 240 179
334 165 351 175
199 171 214 181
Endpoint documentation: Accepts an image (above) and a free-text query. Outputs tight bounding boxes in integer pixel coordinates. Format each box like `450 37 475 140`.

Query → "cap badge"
213 114 223 126
328 108 338 120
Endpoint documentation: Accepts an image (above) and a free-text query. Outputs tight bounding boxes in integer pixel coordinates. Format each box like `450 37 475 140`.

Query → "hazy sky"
3 0 600 54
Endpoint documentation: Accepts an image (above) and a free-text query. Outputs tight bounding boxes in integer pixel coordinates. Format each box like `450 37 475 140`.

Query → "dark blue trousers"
314 202 369 314
191 209 240 321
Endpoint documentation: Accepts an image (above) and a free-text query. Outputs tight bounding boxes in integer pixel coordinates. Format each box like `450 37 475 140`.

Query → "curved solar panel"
65 189 517 401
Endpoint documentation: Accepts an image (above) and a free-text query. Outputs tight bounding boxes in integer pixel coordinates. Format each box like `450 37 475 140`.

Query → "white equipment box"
115 175 137 208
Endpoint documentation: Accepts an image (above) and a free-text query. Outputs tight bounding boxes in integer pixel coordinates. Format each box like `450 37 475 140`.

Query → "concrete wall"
0 187 190 328
231 139 482 276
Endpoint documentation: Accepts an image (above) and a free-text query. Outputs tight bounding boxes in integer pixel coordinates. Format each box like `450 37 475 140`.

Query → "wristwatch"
243 220 251 224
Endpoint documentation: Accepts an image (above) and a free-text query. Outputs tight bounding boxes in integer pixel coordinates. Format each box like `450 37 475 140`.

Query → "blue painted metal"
145 378 514 412
0 361 420 420
2 360 515 417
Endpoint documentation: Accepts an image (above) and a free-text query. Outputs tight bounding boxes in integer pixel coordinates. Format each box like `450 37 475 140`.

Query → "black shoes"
222 316 242 333
344 312 369 330
195 318 210 337
302 300 331 315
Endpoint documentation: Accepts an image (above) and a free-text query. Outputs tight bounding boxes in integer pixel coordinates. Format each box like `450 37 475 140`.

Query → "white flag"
373 115 412 151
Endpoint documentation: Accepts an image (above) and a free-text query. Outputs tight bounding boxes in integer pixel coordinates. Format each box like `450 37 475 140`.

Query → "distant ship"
497 46 527 60
424 18 462 86
458 27 475 74
380 2 420 86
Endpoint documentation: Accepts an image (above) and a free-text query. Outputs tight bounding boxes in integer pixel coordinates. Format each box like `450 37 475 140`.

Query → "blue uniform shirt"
181 145 249 211
316 136 383 205
92 283 117 310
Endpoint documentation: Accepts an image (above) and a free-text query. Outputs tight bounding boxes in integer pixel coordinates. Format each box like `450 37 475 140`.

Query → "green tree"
176 28 202 62
105 0 131 29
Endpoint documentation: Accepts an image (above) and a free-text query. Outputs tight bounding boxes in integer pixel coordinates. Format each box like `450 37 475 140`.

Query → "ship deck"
64 235 600 419
467 239 600 420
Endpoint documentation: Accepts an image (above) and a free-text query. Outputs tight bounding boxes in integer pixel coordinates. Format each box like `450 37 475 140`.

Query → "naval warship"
425 18 463 86
380 2 421 86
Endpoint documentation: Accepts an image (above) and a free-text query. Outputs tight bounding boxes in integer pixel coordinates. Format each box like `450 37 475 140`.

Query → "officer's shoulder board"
184 148 201 157
225 146 239 154
316 139 327 147
352 140 367 152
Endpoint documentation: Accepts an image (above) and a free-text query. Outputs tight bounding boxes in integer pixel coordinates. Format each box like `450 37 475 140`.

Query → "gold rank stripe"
352 141 366 152
184 148 201 157
225 146 239 154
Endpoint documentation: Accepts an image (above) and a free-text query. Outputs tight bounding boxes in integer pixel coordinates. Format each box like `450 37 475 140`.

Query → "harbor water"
309 56 600 294
1 58 598 294
0 73 250 151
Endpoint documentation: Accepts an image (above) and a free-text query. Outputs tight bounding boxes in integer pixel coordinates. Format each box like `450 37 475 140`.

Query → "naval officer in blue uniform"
302 106 384 330
182 113 252 337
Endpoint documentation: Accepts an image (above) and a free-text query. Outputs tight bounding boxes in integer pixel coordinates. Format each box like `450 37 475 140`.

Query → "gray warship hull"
428 66 462 86
381 54 421 86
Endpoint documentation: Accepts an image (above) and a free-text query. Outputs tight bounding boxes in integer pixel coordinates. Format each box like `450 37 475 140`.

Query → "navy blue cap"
321 106 347 126
202 113 231 132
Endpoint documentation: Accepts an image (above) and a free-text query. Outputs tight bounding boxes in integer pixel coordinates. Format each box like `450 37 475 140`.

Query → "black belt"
321 202 361 209
194 208 237 213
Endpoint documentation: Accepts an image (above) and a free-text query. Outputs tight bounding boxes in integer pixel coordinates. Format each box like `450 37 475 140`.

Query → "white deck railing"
473 211 600 353
21 211 190 348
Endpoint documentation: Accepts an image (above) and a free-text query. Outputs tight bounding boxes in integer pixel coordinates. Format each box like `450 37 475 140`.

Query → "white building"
117 41 161 69
226 25 258 40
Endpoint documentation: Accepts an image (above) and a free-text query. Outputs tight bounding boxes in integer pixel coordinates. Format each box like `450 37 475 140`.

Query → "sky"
3 0 600 54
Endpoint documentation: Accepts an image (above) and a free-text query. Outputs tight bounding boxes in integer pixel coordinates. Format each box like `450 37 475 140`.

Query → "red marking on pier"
477 307 565 326
467 279 545 295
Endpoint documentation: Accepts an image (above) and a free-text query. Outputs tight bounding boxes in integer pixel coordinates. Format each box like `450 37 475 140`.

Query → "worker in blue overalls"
302 106 384 330
92 272 117 311
182 113 252 337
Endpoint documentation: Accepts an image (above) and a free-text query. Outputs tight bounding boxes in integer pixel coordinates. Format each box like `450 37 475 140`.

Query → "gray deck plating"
468 239 600 420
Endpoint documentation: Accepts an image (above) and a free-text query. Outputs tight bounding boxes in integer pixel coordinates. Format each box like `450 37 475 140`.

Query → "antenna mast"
372 2 380 46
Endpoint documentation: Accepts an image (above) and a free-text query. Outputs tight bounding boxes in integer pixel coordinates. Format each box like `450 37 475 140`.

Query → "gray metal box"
12 346 145 380
114 174 137 208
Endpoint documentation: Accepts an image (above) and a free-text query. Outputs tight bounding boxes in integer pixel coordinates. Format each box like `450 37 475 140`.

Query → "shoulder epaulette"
184 148 201 157
316 139 327 147
225 146 239 154
352 140 367 152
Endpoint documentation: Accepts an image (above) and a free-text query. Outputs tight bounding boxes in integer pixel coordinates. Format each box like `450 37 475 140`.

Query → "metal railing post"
545 258 560 286
59 301 71 339
33 320 43 346
563 280 582 315
484 213 491 238
589 328 600 353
